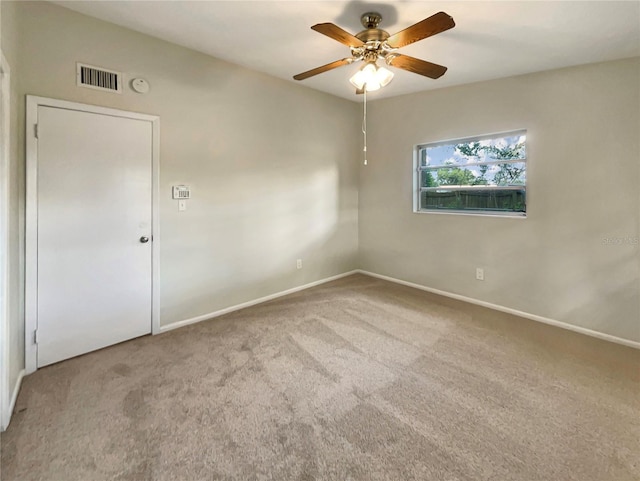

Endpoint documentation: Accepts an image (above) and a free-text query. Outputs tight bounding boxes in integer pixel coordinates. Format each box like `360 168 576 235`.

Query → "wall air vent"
76 63 122 93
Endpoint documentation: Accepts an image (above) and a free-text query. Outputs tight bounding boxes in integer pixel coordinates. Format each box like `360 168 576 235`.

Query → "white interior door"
36 105 153 367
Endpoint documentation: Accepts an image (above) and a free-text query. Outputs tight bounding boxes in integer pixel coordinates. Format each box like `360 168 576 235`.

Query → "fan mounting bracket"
360 12 382 29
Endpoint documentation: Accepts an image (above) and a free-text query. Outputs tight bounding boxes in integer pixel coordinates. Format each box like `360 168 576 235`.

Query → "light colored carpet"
1 273 638 481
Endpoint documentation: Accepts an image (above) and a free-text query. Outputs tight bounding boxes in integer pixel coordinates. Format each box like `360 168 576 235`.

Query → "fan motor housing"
355 28 390 43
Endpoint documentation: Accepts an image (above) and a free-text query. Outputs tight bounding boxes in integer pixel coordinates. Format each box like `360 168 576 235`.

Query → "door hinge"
33 329 38 344
34 124 39 139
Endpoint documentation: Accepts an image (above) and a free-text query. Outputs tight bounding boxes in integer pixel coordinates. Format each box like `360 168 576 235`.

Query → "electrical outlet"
476 268 484 281
296 259 303 269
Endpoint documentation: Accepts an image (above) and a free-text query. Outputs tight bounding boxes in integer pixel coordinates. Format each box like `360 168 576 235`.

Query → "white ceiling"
54 1 640 102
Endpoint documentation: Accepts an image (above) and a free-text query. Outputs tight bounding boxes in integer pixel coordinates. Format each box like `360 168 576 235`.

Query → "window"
415 130 527 216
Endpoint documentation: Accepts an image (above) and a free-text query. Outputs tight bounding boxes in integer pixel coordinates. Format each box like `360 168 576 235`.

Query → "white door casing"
0 52 11 430
25 96 160 372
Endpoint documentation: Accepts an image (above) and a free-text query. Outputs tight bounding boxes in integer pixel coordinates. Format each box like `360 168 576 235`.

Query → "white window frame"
413 129 527 218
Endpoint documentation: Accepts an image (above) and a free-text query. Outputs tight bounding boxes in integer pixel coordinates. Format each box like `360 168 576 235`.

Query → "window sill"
413 209 527 219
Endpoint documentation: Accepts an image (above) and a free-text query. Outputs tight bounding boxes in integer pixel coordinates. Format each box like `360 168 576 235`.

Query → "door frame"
25 95 161 374
1 52 11 430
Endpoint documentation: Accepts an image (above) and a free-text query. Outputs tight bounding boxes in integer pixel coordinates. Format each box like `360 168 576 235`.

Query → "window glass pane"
419 149 428 168
424 162 526 187
422 133 526 167
420 170 438 187
420 188 526 213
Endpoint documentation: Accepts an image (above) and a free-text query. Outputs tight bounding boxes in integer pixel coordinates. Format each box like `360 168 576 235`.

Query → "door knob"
139 236 149 243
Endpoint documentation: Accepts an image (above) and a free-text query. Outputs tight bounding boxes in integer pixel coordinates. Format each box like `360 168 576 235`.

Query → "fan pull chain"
362 89 367 165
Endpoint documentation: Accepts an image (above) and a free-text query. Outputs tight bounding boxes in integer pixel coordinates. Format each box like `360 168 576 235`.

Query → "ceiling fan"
293 11 455 93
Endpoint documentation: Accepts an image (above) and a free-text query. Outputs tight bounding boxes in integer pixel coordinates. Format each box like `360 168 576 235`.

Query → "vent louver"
76 63 122 93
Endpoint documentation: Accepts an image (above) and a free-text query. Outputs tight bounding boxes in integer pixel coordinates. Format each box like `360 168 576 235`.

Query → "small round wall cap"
131 78 150 94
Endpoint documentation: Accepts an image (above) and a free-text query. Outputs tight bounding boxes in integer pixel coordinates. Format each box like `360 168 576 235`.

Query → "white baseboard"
159 268 639 350
160 270 359 333
357 270 640 350
2 368 25 431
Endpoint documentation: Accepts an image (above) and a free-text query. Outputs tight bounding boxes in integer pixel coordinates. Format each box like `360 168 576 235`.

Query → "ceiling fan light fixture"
294 11 454 89
348 68 367 90
349 62 393 92
375 65 394 87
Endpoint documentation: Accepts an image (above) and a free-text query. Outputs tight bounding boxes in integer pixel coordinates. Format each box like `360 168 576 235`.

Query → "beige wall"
1 0 24 412
360 58 640 342
11 1 360 332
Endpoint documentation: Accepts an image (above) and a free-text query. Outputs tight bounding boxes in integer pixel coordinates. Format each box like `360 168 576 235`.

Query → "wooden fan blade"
311 23 365 47
387 54 447 79
355 88 365 95
386 12 455 48
293 58 354 81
